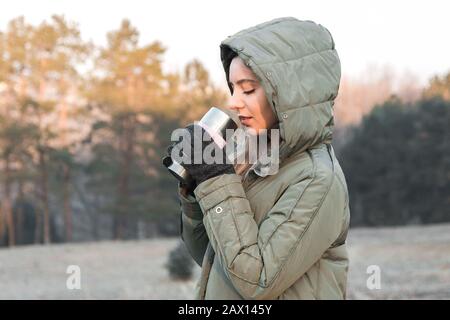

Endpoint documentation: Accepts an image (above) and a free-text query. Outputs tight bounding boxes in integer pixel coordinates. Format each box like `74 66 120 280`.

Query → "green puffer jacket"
179 17 350 300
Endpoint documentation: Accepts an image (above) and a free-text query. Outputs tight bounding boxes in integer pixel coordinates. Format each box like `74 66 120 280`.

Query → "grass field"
0 223 449 299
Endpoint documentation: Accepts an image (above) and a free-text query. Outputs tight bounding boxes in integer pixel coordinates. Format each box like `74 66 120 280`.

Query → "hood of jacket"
220 17 341 160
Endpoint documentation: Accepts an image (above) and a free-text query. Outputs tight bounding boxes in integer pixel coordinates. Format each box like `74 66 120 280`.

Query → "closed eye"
243 89 255 95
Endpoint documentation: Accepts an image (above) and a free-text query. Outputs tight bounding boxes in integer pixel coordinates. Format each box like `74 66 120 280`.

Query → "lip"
238 115 253 126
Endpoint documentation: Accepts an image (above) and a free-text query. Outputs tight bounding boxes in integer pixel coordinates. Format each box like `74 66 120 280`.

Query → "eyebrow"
229 79 257 87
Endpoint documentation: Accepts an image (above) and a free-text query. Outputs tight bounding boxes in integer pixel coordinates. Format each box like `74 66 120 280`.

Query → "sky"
1 0 449 88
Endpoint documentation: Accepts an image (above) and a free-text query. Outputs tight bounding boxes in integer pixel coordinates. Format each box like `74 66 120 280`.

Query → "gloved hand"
167 124 235 188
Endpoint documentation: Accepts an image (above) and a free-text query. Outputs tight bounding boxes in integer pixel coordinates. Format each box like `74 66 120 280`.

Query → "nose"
227 92 245 112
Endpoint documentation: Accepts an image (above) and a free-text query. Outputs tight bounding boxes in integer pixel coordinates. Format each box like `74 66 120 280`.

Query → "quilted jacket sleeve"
193 172 346 300
179 186 209 267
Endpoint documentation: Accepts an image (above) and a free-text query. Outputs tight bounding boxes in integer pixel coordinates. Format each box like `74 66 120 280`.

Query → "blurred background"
0 0 449 299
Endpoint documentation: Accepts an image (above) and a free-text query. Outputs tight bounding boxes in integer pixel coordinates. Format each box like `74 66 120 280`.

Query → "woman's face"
227 56 277 133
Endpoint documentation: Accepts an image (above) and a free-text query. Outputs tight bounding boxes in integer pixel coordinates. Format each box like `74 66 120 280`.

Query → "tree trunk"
34 184 42 244
16 180 25 244
39 148 51 244
0 204 4 242
114 114 135 239
3 156 15 246
63 163 72 242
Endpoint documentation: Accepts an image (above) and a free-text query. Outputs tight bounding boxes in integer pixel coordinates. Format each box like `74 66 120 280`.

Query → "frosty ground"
0 223 449 299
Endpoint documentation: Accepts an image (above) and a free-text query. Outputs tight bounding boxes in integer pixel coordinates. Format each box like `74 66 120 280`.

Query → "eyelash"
243 89 255 95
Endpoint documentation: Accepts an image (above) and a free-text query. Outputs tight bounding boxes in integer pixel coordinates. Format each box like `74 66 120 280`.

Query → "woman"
174 17 350 299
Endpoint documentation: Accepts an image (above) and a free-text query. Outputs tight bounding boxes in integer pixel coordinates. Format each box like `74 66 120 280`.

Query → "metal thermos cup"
162 107 237 186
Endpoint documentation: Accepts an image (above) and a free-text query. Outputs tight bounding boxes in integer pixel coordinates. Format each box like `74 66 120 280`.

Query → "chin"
244 126 261 135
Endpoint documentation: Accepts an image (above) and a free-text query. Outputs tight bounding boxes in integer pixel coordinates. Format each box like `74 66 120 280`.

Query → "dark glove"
167 124 235 187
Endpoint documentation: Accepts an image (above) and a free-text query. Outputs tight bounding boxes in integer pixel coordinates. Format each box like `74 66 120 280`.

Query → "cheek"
256 95 276 127
263 106 277 127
